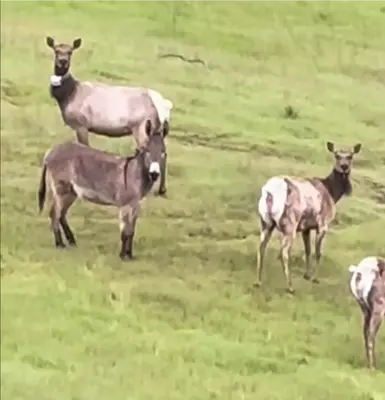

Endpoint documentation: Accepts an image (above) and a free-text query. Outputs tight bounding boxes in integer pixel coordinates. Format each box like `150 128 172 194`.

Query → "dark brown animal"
45 36 173 196
255 141 362 293
37 122 165 260
349 256 385 370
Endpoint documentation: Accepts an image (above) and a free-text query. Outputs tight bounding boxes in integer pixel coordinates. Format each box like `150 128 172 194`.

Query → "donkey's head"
46 36 82 84
327 141 362 176
142 121 166 182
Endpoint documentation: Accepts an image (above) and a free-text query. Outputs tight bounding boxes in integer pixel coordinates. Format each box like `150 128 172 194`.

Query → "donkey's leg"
75 127 89 146
302 229 312 280
280 231 296 294
158 150 167 196
367 310 383 370
118 204 140 260
59 192 77 246
313 228 327 283
254 219 275 288
362 308 371 368
49 203 65 248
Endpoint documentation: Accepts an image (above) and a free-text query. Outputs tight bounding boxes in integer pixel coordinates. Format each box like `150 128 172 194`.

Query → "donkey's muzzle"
149 162 160 181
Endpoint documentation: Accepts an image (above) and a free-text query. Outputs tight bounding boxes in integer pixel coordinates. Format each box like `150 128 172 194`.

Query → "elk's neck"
321 168 352 203
50 74 78 112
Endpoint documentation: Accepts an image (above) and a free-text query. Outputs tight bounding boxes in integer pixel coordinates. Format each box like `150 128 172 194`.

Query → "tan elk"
349 256 385 370
37 121 165 260
254 141 362 293
45 36 173 196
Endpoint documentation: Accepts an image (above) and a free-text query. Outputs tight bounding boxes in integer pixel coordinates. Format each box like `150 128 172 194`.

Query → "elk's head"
327 141 362 176
46 36 82 86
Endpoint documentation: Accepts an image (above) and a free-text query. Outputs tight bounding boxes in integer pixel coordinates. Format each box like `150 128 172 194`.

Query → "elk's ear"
353 143 362 154
326 141 335 153
46 36 55 49
73 38 82 50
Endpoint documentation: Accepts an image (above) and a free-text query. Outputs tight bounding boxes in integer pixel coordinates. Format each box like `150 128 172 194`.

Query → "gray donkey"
255 141 362 293
37 120 165 260
46 36 173 196
349 256 385 370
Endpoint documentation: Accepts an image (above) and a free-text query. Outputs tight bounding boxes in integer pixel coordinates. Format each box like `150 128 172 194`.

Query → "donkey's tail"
38 163 47 213
348 264 357 273
258 177 288 225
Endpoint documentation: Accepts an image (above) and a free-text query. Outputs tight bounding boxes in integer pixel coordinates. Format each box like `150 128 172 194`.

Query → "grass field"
1 1 385 399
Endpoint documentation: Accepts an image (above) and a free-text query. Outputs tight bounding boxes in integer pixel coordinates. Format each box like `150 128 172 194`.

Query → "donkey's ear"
163 121 169 138
326 141 335 153
46 36 55 49
73 38 82 50
353 143 362 154
377 258 385 276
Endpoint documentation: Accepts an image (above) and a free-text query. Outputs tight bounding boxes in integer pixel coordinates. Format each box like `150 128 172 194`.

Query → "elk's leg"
254 219 275 288
49 204 65 248
313 228 327 283
158 151 167 196
280 231 296 294
367 310 384 370
118 204 140 261
59 192 77 246
302 229 312 280
75 127 89 146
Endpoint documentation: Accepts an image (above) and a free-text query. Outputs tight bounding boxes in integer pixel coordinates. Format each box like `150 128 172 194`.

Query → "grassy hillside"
1 1 384 399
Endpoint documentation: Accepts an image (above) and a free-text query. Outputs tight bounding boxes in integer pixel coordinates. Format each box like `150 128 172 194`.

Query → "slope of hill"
1 2 384 399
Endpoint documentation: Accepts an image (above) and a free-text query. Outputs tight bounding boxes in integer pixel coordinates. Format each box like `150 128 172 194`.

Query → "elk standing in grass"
254 141 362 293
349 256 385 370
37 121 165 260
45 36 173 196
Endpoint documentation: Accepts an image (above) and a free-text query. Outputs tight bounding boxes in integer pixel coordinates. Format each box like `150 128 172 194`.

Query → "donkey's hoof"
157 189 168 198
68 241 77 247
253 280 262 288
286 288 295 295
55 242 66 249
119 253 133 261
303 273 311 281
312 278 320 284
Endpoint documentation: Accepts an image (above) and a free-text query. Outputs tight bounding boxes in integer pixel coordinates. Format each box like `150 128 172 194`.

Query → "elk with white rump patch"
254 141 362 293
349 256 385 370
46 36 173 196
37 122 165 260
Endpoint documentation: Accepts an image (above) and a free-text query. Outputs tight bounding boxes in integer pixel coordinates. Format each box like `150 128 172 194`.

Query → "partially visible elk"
45 36 173 196
254 141 362 293
37 121 166 260
349 256 385 370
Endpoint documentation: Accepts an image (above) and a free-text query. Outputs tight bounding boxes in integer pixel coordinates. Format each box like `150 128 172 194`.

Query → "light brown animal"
255 141 362 293
46 36 173 196
37 122 165 260
349 256 385 370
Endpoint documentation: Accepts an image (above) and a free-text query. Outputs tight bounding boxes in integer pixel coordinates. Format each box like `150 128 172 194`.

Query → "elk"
349 256 385 370
37 121 165 260
254 141 362 294
45 36 173 196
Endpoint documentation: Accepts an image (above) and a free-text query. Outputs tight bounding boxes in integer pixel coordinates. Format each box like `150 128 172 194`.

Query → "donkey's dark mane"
320 168 352 203
50 74 79 111
123 148 142 189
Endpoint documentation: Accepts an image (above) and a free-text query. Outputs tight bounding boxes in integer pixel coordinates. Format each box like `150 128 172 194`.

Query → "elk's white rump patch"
258 177 288 226
349 256 379 306
148 89 173 123
50 75 62 87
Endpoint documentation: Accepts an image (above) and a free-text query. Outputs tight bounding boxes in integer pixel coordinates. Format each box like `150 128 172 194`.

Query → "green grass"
1 1 385 399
